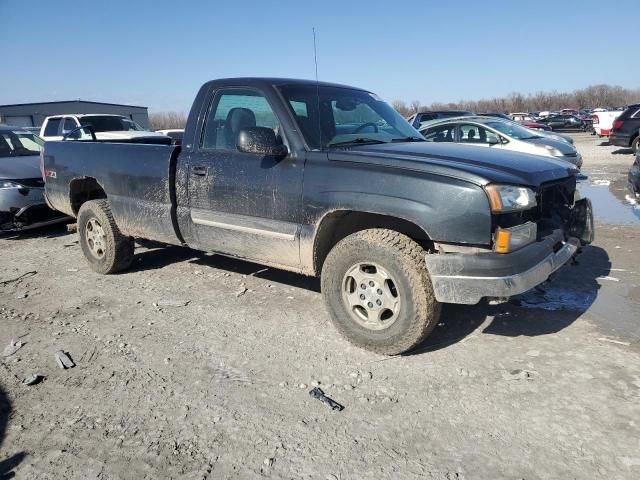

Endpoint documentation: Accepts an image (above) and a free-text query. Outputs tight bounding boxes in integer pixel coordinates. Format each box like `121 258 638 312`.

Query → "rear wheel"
77 199 134 274
321 229 441 355
631 136 639 154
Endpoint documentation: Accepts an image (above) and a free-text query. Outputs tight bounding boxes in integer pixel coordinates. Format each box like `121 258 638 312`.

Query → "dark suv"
609 104 640 153
407 110 474 128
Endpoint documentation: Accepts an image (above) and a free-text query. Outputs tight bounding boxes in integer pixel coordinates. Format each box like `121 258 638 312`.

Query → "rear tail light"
613 120 624 129
591 115 599 124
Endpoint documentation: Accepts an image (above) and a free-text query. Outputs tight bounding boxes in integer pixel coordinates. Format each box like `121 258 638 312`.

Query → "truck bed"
44 141 182 244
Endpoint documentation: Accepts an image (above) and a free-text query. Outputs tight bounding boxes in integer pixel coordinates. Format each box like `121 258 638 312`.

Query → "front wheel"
632 136 639 154
321 229 441 355
77 199 134 274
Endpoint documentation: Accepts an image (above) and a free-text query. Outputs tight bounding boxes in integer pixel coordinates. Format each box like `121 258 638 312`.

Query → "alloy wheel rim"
85 218 106 259
341 262 401 331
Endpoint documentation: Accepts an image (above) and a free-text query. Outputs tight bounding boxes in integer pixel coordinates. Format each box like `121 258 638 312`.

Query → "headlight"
494 222 537 253
485 184 537 213
534 144 564 157
0 180 22 189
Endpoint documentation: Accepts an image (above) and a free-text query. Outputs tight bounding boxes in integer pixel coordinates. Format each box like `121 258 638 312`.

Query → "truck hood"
95 131 166 140
328 142 578 188
0 155 42 181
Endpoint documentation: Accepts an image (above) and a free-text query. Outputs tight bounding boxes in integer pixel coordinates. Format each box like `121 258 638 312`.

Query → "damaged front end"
425 176 594 305
0 179 68 232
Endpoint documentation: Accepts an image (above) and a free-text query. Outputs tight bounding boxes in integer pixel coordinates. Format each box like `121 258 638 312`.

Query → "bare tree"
412 84 640 113
392 100 411 117
410 100 421 114
149 111 187 130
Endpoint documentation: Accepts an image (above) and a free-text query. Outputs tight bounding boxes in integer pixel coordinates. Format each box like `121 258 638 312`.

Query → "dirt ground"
1 133 639 479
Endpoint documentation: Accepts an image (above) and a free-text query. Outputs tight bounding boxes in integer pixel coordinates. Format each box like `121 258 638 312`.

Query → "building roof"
0 100 147 109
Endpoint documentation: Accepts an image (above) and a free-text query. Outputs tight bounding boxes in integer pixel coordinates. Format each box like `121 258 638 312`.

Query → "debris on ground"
2 339 24 357
66 223 78 233
235 287 248 297
596 276 620 282
22 374 45 386
597 337 631 346
0 270 37 286
309 387 345 411
54 350 75 369
153 300 190 308
504 369 534 381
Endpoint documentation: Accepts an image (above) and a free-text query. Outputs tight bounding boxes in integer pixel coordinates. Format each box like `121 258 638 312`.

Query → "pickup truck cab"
40 114 165 142
43 78 593 355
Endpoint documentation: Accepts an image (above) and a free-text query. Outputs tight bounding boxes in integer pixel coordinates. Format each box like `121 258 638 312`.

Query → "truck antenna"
313 27 322 150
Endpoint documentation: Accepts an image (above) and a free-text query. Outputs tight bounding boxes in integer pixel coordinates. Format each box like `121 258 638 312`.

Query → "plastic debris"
54 350 75 369
309 387 344 411
153 300 190 308
22 374 45 386
2 340 23 357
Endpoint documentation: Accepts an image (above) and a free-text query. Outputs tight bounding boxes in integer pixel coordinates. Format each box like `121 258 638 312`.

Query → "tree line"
149 111 187 130
392 84 640 117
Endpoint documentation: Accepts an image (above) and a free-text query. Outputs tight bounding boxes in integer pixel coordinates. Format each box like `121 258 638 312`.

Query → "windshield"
278 84 423 149
79 116 144 132
0 130 43 158
485 120 539 140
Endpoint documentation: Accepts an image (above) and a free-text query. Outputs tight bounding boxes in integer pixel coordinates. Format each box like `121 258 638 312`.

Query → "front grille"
14 178 45 188
536 176 576 235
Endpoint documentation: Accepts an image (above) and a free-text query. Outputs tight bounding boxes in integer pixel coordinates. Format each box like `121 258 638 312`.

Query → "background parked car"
0 126 67 231
407 110 474 128
418 116 582 167
40 114 167 141
591 110 621 137
609 104 640 153
155 129 184 145
478 112 511 120
629 150 640 198
536 114 587 131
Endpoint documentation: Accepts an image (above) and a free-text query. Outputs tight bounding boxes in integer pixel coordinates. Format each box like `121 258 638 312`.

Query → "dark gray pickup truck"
43 78 594 354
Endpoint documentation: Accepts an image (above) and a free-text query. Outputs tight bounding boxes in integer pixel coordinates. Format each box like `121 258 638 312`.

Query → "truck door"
186 87 304 269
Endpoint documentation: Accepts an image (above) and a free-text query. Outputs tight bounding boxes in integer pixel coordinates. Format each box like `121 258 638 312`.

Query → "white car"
40 114 166 141
155 129 184 144
591 110 620 137
419 116 582 168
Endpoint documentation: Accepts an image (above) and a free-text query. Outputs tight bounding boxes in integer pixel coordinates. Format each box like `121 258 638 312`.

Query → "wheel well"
313 210 432 275
69 177 107 215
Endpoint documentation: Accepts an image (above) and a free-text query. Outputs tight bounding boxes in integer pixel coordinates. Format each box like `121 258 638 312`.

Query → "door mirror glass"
237 127 288 158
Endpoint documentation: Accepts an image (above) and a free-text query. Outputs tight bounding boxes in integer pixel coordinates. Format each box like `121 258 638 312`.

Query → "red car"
519 120 551 131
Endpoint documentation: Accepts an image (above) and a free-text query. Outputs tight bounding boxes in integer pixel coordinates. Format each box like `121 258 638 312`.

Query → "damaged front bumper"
426 198 594 305
0 186 68 232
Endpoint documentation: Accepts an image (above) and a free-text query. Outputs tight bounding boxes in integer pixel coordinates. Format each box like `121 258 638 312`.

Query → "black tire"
321 229 441 355
632 136 639 154
77 199 134 274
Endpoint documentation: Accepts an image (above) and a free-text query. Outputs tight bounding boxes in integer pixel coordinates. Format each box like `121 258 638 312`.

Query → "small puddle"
577 180 640 226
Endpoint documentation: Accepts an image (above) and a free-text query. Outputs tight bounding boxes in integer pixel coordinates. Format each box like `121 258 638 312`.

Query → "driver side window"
201 89 280 150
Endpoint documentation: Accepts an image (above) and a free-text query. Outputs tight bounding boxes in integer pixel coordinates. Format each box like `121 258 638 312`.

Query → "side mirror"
237 127 288 158
488 137 500 145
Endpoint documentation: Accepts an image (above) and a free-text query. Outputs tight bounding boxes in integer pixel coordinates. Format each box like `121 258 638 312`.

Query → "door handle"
192 165 208 176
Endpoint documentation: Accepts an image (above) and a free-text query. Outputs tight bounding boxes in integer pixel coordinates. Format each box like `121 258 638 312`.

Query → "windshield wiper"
328 138 388 147
391 136 425 143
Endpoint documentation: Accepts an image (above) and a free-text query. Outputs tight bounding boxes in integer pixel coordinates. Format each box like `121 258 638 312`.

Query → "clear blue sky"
1 0 637 112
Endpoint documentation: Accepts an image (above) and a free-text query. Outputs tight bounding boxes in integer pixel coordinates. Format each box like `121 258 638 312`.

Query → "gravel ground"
1 132 639 479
